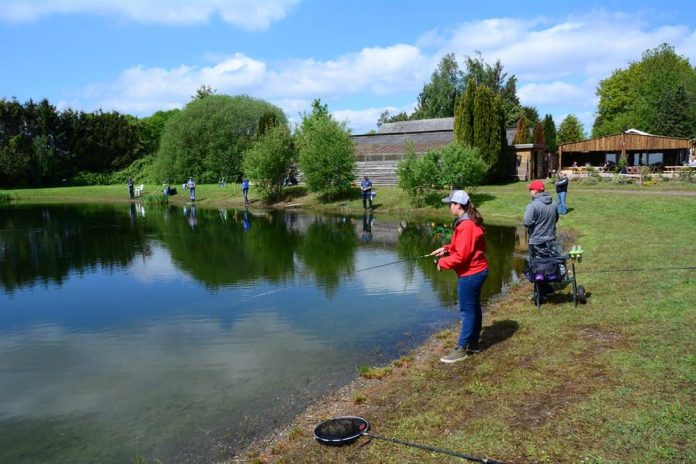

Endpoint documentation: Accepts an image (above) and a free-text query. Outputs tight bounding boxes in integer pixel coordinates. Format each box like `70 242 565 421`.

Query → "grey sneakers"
440 344 481 363
440 346 469 363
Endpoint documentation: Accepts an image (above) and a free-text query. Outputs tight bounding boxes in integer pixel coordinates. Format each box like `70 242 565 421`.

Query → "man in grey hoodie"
523 180 559 258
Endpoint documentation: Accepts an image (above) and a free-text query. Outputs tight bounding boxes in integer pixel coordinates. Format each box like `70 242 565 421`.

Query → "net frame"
313 416 370 445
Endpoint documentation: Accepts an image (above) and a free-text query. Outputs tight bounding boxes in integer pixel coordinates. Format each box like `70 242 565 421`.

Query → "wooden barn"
351 118 546 184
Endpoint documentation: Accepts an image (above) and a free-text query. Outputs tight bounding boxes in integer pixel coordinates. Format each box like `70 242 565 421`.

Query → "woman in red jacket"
430 190 489 363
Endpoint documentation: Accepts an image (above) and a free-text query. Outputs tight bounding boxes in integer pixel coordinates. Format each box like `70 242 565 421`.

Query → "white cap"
441 190 470 205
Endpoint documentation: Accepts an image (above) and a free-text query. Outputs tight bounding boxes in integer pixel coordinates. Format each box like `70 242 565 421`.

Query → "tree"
257 110 281 137
376 110 409 127
139 109 180 156
154 94 286 184
533 121 545 145
296 99 356 200
473 85 507 179
522 106 540 124
454 80 476 146
513 111 532 144
412 53 464 119
557 114 585 144
243 123 297 203
542 114 557 154
192 85 217 100
653 85 692 137
463 52 521 126
593 43 696 138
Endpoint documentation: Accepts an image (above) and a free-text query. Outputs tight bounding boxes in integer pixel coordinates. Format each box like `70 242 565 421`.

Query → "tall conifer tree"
454 80 476 146
533 121 545 145
542 114 557 154
513 112 531 144
473 84 505 179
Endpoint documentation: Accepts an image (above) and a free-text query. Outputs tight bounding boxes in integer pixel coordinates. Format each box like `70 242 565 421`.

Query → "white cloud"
517 81 595 106
0 0 300 29
429 10 695 83
79 45 427 120
262 44 427 98
68 9 695 134
333 104 416 134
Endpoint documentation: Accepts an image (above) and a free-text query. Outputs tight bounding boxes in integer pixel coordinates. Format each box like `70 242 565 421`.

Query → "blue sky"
1 0 694 134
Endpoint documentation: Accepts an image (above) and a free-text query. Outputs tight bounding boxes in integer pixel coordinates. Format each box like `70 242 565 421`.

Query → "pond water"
0 203 525 463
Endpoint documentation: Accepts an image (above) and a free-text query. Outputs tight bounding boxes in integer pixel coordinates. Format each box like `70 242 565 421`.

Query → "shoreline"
236 286 519 464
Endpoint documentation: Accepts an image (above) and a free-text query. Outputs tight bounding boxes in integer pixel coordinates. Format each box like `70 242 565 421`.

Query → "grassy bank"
242 185 694 463
2 183 695 463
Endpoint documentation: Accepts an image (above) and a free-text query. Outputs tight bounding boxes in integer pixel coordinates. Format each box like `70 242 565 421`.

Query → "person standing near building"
241 178 250 206
523 180 558 258
360 175 373 209
554 171 569 215
128 177 134 199
430 190 489 364
187 177 196 202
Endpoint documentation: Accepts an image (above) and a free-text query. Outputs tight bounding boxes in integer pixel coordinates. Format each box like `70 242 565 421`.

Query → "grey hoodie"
523 192 558 245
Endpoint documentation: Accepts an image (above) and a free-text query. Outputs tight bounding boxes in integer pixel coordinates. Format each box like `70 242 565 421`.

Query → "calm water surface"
0 203 524 463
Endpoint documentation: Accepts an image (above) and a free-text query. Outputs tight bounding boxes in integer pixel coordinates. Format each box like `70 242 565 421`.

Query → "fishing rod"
353 254 433 273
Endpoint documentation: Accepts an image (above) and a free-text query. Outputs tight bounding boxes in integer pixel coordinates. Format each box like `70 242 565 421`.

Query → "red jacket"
438 217 488 277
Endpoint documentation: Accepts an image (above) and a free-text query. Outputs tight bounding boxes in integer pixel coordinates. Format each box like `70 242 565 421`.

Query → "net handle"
363 432 506 464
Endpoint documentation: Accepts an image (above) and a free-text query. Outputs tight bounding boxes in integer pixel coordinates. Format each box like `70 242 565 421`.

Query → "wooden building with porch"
558 130 692 169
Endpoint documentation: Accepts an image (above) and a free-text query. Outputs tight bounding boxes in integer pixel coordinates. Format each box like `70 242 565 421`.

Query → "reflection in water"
0 204 525 463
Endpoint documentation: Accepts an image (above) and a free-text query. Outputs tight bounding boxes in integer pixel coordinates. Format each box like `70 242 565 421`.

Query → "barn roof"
378 117 454 134
558 132 691 153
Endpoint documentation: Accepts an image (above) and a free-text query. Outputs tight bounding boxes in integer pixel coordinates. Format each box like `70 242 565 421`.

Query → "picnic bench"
663 165 693 175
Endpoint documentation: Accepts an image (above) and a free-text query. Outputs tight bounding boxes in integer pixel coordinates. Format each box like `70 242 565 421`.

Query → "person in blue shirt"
241 178 250 206
186 177 196 201
360 175 373 209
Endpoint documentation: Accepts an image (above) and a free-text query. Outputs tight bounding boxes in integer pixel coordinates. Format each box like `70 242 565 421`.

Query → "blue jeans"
557 191 567 214
457 269 489 348
242 188 248 205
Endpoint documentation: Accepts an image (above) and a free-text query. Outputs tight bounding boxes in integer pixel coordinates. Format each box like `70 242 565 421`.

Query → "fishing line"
353 254 432 273
244 254 433 298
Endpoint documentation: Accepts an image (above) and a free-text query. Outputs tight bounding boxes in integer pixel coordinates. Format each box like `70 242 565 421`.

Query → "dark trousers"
362 190 372 209
529 241 557 258
529 241 557 293
129 186 134 199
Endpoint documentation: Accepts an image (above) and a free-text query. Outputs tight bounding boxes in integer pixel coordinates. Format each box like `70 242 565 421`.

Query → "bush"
439 143 486 190
70 171 112 186
110 154 158 185
397 142 486 207
296 100 356 200
397 147 441 207
243 124 297 203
